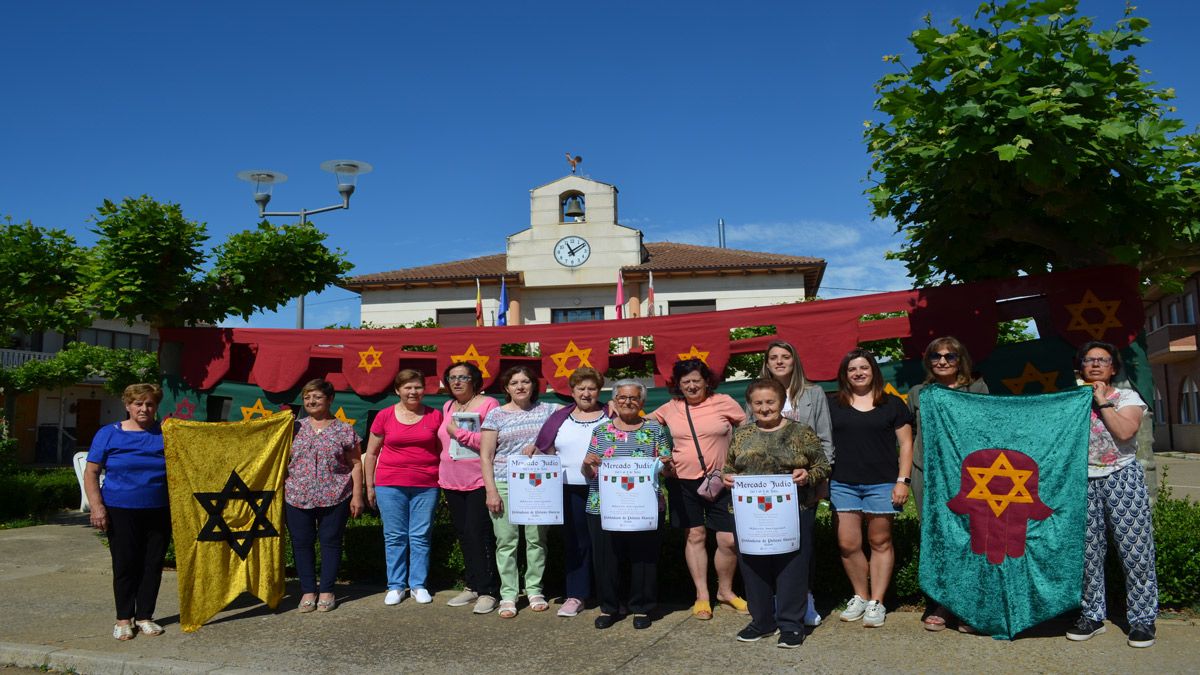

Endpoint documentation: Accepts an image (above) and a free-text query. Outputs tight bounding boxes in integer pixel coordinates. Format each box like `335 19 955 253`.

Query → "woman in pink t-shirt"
365 369 443 606
436 362 500 614
652 358 748 621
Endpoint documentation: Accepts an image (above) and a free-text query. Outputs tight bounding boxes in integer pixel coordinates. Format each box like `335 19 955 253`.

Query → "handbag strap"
683 402 709 474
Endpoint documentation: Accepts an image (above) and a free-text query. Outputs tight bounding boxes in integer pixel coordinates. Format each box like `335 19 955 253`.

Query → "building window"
1154 388 1166 424
669 300 717 315
1150 314 1161 331
1187 293 1196 324
552 307 603 323
1180 379 1200 424
1169 302 1180 324
77 328 154 352
437 308 477 328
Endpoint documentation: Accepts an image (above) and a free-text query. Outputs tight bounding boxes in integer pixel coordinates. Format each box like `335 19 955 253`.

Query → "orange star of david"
677 345 710 364
884 382 908 403
550 340 593 378
1065 289 1123 340
451 344 491 379
334 406 357 427
1001 362 1060 395
357 346 383 374
965 452 1035 517
240 398 274 421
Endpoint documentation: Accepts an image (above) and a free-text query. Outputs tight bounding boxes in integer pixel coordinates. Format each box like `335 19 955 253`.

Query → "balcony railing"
1146 323 1198 365
0 348 54 369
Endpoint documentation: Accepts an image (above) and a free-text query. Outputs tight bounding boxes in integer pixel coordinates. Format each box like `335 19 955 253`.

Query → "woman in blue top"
83 383 170 641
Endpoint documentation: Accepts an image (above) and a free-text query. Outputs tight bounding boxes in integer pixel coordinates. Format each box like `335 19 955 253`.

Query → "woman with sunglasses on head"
479 365 561 619
1065 341 1157 649
652 358 748 621
754 340 834 627
906 337 988 632
437 362 501 614
829 349 913 628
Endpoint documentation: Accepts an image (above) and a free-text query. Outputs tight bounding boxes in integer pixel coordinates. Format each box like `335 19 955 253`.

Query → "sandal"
957 622 978 634
298 599 317 614
135 619 164 636
528 594 549 612
498 600 518 619
113 623 134 641
691 600 713 621
923 614 947 632
317 598 336 613
717 595 750 615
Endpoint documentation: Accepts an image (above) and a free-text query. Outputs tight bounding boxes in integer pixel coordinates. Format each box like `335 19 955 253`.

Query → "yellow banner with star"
163 413 293 632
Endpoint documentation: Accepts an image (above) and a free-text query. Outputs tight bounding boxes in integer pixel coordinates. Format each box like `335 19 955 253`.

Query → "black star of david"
194 470 278 560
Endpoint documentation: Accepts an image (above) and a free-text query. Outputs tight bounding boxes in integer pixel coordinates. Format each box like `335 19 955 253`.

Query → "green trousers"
490 483 547 602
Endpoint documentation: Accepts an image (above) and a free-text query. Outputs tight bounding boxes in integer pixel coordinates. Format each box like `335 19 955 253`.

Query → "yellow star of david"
240 398 274 421
334 406 357 427
884 382 908 403
1001 362 1060 395
1065 289 1123 341
451 344 491 379
965 452 1035 517
550 340 593 378
677 345 710 364
357 346 383 374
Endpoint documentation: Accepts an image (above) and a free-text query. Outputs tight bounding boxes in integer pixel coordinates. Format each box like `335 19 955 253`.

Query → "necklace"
453 394 479 413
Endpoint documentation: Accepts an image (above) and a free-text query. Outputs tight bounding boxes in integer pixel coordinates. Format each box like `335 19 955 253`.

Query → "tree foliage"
0 218 90 338
88 196 354 327
0 343 159 397
866 0 1200 288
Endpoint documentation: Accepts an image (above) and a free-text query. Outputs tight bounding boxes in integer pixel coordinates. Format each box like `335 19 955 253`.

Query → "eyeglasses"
929 352 960 363
614 395 642 404
1082 357 1113 366
447 375 473 382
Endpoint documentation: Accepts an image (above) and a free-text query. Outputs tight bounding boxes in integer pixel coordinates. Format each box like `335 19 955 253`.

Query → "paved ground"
1155 452 1200 502
0 514 1196 675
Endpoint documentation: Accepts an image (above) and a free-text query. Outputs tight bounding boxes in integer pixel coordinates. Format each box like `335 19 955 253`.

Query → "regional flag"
919 386 1091 639
163 413 293 632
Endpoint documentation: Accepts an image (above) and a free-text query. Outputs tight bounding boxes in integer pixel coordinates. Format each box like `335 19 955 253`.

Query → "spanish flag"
163 413 293 631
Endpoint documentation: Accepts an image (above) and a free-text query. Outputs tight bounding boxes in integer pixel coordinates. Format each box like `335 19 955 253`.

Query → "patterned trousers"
1082 463 1158 625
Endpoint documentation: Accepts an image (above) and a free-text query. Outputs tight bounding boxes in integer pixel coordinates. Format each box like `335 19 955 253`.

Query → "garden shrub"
0 467 80 522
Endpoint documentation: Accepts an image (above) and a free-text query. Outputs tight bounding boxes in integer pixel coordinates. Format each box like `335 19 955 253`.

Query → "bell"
564 196 585 218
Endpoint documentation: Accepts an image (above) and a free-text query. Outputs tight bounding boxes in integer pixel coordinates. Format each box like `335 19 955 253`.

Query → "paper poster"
732 474 800 555
448 412 481 460
506 454 564 525
598 457 659 532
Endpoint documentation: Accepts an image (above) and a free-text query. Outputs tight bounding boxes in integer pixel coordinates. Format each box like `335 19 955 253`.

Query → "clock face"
554 235 591 267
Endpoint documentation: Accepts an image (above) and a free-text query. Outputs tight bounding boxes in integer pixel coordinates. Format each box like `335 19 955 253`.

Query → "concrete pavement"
1155 451 1200 502
1 513 1196 674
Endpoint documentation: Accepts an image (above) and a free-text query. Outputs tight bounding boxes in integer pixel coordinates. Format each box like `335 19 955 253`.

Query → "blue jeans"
285 499 351 594
375 486 439 591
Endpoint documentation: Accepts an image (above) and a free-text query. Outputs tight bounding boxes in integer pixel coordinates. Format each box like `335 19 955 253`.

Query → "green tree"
0 218 90 339
866 0 1200 289
89 196 354 327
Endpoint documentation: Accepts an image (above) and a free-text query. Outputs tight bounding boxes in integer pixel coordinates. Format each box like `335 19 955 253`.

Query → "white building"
340 175 825 327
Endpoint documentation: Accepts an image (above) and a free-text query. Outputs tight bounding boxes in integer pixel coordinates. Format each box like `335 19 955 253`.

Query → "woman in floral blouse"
284 379 364 613
581 379 673 631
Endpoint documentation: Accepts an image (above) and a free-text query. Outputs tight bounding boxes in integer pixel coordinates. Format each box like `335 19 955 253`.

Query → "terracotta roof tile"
341 242 824 289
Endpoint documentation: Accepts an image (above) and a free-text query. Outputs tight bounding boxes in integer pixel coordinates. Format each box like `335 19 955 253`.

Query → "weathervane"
565 153 582 174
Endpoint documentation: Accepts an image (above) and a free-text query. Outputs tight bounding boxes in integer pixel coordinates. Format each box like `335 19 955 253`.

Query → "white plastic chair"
72 451 104 512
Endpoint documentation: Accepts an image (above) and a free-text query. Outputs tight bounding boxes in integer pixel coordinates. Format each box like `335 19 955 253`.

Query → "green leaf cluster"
0 343 159 397
2 195 354 336
866 0 1200 288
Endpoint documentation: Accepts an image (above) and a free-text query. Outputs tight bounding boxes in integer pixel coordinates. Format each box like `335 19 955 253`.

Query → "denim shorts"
829 480 897 515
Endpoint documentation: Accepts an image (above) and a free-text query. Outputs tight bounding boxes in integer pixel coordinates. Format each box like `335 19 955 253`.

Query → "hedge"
7 467 1198 611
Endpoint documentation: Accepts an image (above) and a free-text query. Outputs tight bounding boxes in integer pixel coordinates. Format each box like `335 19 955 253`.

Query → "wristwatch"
896 476 912 485
1096 402 1115 409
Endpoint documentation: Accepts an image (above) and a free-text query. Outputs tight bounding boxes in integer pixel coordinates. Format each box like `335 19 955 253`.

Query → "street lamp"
236 159 372 328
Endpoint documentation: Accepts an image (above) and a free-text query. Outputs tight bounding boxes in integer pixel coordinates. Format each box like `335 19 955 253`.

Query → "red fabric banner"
1047 267 1143 346
340 338 404 396
247 336 316 393
652 323 731 386
435 332 505 391
540 336 611 395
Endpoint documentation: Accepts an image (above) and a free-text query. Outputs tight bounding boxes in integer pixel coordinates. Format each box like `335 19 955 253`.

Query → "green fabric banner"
919 385 1091 640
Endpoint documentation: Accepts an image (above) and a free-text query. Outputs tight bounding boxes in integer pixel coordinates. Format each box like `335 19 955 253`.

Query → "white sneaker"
447 589 479 607
384 589 406 606
804 592 821 627
862 601 886 627
412 588 433 604
840 595 868 622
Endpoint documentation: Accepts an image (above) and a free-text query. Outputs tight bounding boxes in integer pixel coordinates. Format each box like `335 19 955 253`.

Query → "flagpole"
475 278 483 327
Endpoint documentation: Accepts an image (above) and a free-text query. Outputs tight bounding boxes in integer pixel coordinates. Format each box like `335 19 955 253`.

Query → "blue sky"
4 1 1197 329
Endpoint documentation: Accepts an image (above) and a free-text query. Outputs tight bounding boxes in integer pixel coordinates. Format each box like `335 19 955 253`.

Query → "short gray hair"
611 379 646 400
